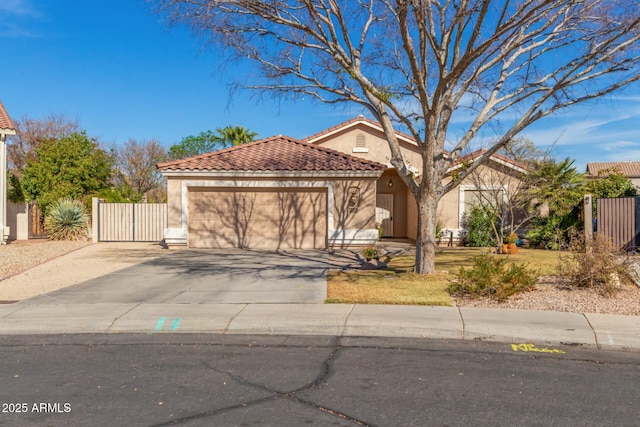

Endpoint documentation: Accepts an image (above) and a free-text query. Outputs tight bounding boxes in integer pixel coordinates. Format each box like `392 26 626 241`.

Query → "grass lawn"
327 247 563 305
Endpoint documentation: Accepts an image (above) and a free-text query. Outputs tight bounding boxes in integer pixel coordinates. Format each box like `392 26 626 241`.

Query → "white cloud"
0 0 38 16
603 148 640 162
600 140 636 152
0 0 43 38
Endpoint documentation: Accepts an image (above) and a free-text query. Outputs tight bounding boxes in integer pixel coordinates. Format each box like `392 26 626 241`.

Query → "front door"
376 194 394 237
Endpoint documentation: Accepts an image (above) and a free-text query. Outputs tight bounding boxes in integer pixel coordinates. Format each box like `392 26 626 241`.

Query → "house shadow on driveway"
25 249 331 305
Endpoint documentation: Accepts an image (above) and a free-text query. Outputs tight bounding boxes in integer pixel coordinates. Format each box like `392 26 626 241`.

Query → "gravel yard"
452 276 640 316
0 240 169 301
0 240 90 280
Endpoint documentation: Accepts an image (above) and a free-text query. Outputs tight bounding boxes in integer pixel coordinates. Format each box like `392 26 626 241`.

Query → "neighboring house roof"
303 115 418 147
449 149 530 174
0 100 16 134
157 135 386 173
586 162 640 178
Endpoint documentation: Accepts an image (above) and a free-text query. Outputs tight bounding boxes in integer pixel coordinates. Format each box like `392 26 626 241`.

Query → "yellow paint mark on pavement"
511 343 565 354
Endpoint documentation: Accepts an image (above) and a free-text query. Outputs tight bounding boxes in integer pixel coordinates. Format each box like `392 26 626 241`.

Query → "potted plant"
500 241 510 255
506 232 519 255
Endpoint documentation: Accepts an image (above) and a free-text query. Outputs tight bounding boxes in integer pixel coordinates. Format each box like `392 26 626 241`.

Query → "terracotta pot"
501 244 510 255
508 243 518 255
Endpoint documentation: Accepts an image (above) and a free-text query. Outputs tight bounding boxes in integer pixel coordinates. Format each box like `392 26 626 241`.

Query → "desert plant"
44 198 90 241
448 254 539 302
557 232 632 295
505 232 518 244
361 245 380 262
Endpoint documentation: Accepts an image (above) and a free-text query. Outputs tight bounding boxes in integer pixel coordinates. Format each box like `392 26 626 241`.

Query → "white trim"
383 163 419 175
0 129 16 136
447 155 527 175
489 157 528 174
458 184 509 227
160 170 382 178
352 147 369 153
165 180 378 247
329 228 379 246
305 119 418 147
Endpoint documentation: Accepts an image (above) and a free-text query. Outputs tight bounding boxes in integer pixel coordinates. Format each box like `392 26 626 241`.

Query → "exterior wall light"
388 178 394 188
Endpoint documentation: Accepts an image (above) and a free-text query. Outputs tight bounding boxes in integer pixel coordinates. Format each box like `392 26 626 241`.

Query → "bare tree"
8 113 80 177
115 138 167 202
498 137 551 168
466 156 535 250
153 0 640 274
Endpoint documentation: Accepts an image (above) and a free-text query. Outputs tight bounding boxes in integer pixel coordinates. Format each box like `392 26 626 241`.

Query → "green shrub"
45 198 90 241
361 245 380 261
448 254 539 302
461 205 497 247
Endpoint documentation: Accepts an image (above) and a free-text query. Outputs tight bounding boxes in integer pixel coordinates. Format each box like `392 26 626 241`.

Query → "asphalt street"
1 334 638 427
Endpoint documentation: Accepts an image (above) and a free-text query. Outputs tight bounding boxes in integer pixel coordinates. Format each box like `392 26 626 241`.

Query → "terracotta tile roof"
302 115 418 145
586 162 640 177
0 100 16 131
157 135 386 172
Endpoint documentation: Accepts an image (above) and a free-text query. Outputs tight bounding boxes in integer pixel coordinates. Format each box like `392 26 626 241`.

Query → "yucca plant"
44 198 89 241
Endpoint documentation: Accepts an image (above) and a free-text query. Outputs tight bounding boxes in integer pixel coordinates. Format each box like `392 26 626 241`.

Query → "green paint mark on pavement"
155 317 166 331
170 318 181 331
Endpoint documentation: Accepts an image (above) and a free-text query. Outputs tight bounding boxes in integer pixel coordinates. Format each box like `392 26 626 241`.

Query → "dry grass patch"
390 247 559 275
326 270 452 306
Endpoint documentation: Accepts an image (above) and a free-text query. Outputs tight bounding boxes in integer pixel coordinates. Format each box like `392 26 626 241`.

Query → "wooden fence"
595 196 640 251
93 198 167 242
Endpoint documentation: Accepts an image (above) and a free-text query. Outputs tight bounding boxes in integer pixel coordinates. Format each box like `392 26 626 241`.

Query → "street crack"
150 336 372 426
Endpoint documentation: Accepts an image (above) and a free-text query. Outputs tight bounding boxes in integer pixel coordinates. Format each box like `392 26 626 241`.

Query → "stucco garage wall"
163 175 379 248
330 178 377 232
167 178 183 229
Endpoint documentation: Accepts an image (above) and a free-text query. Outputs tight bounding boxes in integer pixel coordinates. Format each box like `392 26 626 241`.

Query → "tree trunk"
414 192 439 274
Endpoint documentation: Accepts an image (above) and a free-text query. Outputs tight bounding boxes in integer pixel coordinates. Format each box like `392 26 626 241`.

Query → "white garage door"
188 188 327 249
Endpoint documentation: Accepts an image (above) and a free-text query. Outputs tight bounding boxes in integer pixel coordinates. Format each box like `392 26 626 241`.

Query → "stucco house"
158 116 528 249
303 116 528 241
158 135 386 249
586 162 640 188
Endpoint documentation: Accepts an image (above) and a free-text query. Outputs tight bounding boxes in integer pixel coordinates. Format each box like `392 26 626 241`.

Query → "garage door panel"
188 188 327 249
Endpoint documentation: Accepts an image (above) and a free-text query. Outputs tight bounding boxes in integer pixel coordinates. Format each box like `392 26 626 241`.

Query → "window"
459 186 507 224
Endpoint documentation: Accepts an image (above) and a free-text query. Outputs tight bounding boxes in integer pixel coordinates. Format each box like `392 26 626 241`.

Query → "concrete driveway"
25 249 329 304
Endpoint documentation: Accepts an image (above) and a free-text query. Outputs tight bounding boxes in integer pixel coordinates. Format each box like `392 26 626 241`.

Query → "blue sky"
1 0 639 172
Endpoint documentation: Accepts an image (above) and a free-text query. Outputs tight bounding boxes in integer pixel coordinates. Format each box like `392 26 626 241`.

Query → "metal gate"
96 201 167 242
596 196 640 251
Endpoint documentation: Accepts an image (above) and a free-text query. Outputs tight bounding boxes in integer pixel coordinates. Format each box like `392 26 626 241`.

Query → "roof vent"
356 133 366 147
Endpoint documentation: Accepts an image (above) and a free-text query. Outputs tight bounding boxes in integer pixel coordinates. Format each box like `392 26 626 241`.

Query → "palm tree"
526 158 585 249
214 126 257 148
527 158 584 217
